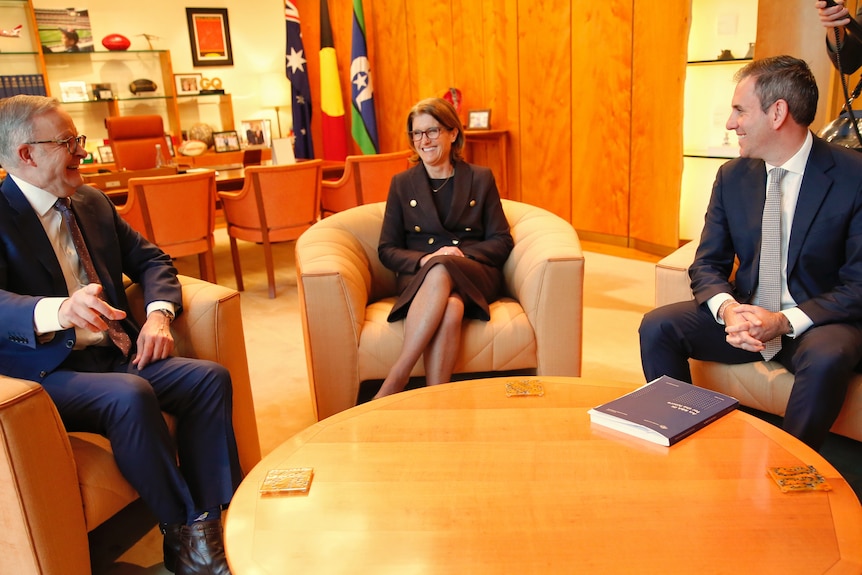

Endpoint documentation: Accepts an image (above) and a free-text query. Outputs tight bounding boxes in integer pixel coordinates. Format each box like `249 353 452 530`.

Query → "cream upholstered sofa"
655 240 862 442
0 276 261 575
296 200 584 420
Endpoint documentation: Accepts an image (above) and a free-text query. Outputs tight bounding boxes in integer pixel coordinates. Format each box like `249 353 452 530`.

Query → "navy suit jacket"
690 136 862 328
0 178 181 381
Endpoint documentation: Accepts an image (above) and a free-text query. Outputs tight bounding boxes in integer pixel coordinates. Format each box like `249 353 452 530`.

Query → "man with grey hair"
640 56 862 450
0 95 239 574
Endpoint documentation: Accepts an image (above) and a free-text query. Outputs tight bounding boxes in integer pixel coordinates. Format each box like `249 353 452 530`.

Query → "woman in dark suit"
374 97 513 399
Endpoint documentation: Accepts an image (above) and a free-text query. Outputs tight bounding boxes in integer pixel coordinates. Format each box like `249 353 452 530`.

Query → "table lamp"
260 73 292 138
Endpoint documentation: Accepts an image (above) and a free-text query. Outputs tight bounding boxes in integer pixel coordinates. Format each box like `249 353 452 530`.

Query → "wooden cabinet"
681 0 757 240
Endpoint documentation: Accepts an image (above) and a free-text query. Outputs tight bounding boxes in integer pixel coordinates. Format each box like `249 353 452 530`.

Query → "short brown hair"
406 97 465 163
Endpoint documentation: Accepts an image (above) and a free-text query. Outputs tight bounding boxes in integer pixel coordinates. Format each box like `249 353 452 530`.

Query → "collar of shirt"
9 173 64 218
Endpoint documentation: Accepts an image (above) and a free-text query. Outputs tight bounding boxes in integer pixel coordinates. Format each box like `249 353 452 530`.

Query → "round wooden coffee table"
224 377 862 573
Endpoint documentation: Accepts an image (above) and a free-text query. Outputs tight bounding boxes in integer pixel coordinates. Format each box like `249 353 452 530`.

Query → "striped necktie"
55 198 132 357
755 167 786 361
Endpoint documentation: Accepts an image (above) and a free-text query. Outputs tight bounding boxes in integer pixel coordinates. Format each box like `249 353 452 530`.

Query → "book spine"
668 403 738 445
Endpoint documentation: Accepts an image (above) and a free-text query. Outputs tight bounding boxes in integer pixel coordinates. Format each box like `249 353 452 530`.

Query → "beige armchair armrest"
655 240 697 307
0 377 91 575
501 200 584 376
126 275 261 473
296 208 385 420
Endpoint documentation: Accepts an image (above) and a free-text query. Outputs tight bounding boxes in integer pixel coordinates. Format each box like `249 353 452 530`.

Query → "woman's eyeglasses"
26 135 87 155
408 127 447 142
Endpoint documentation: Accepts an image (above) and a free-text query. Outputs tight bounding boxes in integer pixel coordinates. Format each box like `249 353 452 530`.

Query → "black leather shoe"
161 523 182 573
176 519 231 575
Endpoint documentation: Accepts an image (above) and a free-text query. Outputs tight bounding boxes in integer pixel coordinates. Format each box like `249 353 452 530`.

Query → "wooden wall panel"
569 0 633 240
629 0 689 252
366 0 414 152
755 0 843 132
297 0 688 252
517 0 573 217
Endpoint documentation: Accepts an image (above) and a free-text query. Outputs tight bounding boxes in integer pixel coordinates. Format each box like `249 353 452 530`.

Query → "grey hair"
0 95 62 168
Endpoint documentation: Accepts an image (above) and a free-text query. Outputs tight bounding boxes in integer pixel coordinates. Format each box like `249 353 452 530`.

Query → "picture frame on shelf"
91 83 115 101
97 145 114 164
34 8 94 53
175 73 203 96
213 130 241 153
59 81 89 103
240 119 272 148
467 109 491 130
186 8 234 67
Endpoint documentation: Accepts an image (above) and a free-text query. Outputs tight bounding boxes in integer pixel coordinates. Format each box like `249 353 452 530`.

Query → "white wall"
33 0 291 134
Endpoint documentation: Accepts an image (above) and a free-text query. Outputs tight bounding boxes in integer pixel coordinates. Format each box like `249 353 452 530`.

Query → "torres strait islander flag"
284 0 314 159
350 0 379 154
319 0 348 161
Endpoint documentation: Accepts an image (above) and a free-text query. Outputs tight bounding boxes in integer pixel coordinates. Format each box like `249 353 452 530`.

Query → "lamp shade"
260 73 292 109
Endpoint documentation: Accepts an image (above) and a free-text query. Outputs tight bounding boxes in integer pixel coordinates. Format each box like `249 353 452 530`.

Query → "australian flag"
350 0 379 154
284 0 314 159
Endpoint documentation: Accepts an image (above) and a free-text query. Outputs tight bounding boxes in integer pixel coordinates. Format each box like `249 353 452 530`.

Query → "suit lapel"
443 162 470 229
787 138 834 277
1 178 68 293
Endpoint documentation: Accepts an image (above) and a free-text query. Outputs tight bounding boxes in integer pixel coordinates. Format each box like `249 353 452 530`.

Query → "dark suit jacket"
0 179 181 381
690 136 862 327
378 160 512 274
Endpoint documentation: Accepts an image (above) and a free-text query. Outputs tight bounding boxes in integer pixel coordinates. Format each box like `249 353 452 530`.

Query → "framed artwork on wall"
186 8 234 67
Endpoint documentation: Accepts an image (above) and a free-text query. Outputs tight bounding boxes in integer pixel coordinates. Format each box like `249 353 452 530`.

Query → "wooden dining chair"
217 160 323 298
320 150 411 217
119 171 218 282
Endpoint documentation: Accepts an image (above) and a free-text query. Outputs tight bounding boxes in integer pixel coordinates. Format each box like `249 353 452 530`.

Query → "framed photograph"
97 145 114 164
213 130 241 153
174 73 202 96
240 119 272 148
186 8 234 67
59 81 89 103
467 109 492 130
34 8 94 53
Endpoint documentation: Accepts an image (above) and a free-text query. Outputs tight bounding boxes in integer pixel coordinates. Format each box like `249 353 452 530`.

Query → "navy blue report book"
588 375 739 446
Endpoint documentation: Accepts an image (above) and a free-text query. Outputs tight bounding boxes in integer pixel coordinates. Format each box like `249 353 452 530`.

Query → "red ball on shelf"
102 34 131 51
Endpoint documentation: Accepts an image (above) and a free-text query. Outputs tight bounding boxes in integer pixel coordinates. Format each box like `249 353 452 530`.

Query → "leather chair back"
321 150 411 216
105 115 169 171
218 160 323 298
120 171 218 282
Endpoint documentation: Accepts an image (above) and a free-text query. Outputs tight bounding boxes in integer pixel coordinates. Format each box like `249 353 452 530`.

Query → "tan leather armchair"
0 276 261 575
296 200 584 420
655 241 862 442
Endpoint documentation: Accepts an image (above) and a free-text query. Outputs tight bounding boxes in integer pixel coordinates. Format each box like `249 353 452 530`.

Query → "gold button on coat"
410 199 417 207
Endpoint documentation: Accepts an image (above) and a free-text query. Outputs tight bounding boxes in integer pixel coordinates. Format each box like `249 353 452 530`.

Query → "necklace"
430 171 453 193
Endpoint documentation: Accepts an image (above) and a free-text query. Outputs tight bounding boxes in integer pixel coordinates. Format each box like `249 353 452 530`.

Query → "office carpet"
88 230 862 574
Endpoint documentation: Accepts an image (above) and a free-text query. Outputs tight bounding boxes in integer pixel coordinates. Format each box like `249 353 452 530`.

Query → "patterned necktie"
54 198 132 357
755 167 786 361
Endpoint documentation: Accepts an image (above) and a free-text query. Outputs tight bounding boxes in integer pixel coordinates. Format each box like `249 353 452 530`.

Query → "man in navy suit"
0 95 239 574
640 56 862 450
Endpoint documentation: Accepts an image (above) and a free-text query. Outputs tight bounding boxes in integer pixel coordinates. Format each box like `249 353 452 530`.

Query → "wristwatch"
154 308 175 323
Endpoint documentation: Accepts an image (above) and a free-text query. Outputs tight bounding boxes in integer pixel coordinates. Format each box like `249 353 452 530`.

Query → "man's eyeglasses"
408 127 447 142
26 135 87 155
